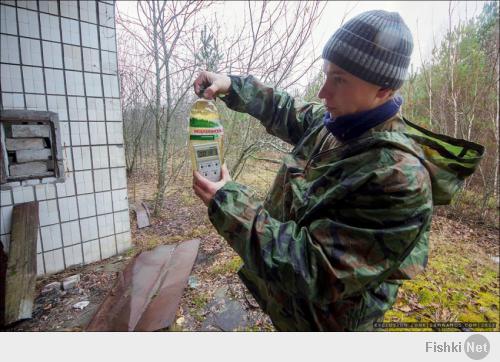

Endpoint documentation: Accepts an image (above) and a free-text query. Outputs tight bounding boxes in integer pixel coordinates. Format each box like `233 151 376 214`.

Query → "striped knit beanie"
322 10 413 90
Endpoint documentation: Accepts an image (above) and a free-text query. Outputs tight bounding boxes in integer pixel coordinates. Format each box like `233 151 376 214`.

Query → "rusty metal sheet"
135 239 200 331
86 239 199 331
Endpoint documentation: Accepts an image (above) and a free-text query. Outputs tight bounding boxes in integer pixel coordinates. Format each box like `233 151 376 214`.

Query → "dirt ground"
5 161 499 332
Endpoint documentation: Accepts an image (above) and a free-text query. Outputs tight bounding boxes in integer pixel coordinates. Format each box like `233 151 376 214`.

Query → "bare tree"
117 0 210 215
206 1 327 178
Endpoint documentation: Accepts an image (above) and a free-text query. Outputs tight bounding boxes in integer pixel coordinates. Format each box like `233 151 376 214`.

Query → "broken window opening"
0 110 65 185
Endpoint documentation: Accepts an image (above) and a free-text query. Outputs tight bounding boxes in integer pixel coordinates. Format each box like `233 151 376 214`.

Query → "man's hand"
193 163 232 206
193 71 231 100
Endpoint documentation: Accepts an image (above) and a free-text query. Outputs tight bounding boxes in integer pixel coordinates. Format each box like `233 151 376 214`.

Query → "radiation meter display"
196 147 218 158
194 143 221 182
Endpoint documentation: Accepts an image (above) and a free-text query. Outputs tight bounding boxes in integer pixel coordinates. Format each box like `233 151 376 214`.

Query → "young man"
192 10 483 331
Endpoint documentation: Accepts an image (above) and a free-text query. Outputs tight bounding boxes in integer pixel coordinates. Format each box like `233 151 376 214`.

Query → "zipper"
304 131 342 172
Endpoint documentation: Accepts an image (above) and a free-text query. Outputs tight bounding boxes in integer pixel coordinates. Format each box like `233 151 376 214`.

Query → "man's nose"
317 84 326 99
317 83 331 101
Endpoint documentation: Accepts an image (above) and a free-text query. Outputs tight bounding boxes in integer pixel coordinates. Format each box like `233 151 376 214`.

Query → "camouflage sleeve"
219 75 325 145
207 148 433 304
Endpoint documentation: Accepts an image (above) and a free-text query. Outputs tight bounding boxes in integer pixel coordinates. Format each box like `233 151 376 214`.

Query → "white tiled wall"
83 47 100 72
87 98 104 120
42 41 63 68
1 64 23 92
67 96 87 120
60 0 78 20
94 169 111 192
0 5 17 35
18 8 39 38
25 93 47 110
1 92 24 109
61 220 81 246
61 18 80 45
38 1 58 16
1 34 20 63
65 70 85 95
40 13 60 42
85 72 102 97
44 68 65 94
21 38 43 66
79 0 97 24
0 1 131 276
81 22 98 48
63 44 82 70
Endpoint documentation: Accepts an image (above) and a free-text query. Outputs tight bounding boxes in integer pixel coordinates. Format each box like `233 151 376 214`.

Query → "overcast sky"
116 1 485 87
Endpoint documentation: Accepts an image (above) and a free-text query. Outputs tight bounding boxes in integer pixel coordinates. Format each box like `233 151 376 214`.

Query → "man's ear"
376 87 394 101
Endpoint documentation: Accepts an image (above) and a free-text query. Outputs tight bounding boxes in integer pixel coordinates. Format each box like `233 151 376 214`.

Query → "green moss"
192 294 208 309
418 288 436 305
211 255 243 275
459 308 486 323
190 293 209 322
478 268 498 285
385 236 499 331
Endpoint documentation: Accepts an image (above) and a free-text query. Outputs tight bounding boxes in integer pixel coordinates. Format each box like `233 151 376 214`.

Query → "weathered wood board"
0 242 7 327
4 202 39 326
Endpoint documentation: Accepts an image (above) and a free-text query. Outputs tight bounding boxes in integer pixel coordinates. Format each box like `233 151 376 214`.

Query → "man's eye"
332 76 344 84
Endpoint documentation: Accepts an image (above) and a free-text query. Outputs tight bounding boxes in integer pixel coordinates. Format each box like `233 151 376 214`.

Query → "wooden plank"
0 140 7 184
9 161 48 176
4 202 39 326
11 125 50 138
135 201 150 229
16 149 52 163
0 241 7 327
5 138 45 151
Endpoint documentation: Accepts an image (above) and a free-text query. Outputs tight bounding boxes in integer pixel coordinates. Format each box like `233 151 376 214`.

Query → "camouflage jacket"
208 75 484 331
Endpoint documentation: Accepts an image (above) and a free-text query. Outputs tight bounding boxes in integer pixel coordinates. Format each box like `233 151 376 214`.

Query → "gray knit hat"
322 10 413 90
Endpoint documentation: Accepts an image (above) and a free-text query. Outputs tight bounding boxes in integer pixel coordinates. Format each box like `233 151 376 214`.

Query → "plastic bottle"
188 98 224 182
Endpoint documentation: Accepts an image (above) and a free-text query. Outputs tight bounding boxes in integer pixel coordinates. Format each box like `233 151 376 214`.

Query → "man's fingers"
193 71 210 97
203 85 217 100
221 163 231 181
192 183 203 198
193 78 199 94
192 183 202 198
193 183 210 204
193 75 203 96
193 171 212 192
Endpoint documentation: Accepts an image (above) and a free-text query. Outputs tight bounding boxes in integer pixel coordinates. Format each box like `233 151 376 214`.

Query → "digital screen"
197 147 218 158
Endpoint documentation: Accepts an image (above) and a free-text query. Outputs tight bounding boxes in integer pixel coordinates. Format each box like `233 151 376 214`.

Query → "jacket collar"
323 95 403 142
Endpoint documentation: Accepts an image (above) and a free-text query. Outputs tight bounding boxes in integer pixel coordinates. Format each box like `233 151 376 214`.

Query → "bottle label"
189 117 223 141
189 117 220 128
